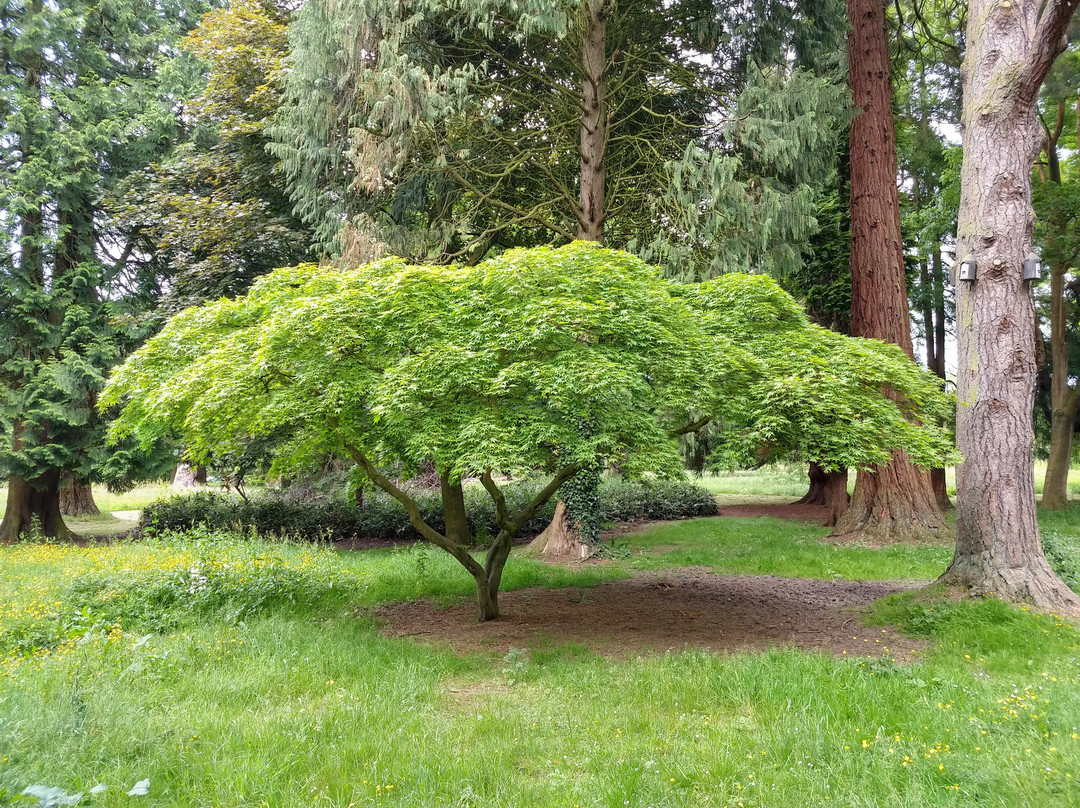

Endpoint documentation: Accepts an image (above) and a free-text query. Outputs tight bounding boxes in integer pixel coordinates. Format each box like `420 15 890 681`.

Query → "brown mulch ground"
718 502 830 522
376 569 925 661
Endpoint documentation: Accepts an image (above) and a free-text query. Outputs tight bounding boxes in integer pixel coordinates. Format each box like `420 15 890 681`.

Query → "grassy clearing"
691 462 1080 500
622 517 952 581
1 510 1079 807
0 483 171 520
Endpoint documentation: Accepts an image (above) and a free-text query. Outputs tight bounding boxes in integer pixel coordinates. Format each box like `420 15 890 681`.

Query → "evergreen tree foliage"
0 0 206 539
1032 28 1080 507
111 0 313 312
271 0 849 276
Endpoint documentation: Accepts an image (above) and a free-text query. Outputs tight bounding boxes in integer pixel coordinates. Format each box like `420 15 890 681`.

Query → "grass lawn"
2 501 1080 808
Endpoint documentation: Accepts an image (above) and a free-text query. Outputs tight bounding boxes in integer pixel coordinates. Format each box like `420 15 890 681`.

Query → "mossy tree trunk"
944 0 1080 611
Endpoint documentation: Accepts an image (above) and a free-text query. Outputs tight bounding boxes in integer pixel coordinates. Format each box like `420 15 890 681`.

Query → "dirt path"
718 502 830 522
377 569 925 660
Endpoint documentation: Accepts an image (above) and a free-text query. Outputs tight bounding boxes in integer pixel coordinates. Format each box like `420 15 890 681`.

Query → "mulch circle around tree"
376 569 926 660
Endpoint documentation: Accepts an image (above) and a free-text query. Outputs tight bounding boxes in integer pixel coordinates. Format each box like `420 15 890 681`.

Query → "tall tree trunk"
929 248 952 510
0 471 72 542
577 0 607 242
1040 106 1077 510
59 476 99 517
944 0 1080 611
920 259 937 372
537 2 610 555
932 249 947 380
833 0 946 542
1041 261 1079 510
796 462 850 526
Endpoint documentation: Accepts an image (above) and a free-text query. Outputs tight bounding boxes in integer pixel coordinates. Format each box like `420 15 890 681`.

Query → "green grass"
691 461 1080 500
622 516 953 580
2 502 1080 807
0 482 172 520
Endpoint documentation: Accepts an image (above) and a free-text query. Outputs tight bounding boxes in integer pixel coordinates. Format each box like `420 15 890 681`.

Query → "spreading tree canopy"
104 243 955 620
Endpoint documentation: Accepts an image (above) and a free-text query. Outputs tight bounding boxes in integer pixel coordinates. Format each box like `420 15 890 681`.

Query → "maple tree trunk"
0 471 73 542
577 0 607 242
440 470 471 545
59 476 100 517
833 0 945 542
944 0 1080 611
1041 263 1079 510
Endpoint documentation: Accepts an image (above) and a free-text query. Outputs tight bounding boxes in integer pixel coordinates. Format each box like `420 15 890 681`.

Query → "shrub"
140 478 718 544
1042 530 1080 593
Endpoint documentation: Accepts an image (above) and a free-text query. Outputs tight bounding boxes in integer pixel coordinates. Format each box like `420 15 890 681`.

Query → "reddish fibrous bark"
0 471 72 542
796 463 850 526
944 0 1080 611
59 476 100 517
832 0 945 542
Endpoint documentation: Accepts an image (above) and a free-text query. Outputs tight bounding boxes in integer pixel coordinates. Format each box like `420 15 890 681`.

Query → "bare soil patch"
719 502 830 523
377 569 925 660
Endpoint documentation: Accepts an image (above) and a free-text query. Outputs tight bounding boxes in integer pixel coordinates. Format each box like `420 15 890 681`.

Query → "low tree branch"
479 470 513 531
482 462 582 577
339 437 485 578
669 415 711 437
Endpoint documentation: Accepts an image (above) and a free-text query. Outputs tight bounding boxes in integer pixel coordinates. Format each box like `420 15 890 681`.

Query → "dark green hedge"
140 478 718 544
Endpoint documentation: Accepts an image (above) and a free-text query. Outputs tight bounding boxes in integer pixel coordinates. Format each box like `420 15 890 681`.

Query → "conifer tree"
271 0 848 277
112 0 313 312
945 0 1080 611
0 0 204 540
1033 29 1080 510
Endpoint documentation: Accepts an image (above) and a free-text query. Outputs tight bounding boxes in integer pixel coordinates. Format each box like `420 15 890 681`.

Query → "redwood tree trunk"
796 462 849 526
832 0 946 542
1041 266 1079 509
59 476 100 517
0 471 73 542
944 0 1080 611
